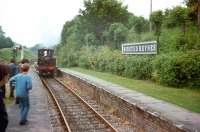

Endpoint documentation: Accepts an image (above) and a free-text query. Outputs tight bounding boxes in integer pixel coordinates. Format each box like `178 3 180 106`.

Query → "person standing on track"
0 64 10 132
9 63 32 125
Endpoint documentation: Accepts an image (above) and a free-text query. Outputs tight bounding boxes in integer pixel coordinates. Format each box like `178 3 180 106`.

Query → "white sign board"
122 41 157 54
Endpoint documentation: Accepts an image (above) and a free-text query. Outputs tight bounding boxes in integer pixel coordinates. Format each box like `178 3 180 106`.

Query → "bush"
127 30 156 43
152 53 179 86
124 56 153 79
175 50 200 87
57 47 79 67
96 46 116 72
152 51 200 87
76 46 153 80
184 27 200 50
78 55 90 69
65 50 79 67
78 47 93 69
108 51 126 76
159 27 200 53
159 28 182 53
58 44 200 88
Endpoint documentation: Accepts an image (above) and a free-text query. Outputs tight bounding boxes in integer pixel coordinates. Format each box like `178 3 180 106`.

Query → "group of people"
0 59 32 132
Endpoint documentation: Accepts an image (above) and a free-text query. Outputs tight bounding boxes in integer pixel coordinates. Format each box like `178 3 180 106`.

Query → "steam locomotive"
36 49 57 76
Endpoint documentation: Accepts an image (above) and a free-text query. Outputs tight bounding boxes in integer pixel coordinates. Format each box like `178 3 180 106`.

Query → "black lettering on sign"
122 41 157 54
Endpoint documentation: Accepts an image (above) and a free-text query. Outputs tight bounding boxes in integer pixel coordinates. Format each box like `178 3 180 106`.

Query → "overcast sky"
0 0 184 47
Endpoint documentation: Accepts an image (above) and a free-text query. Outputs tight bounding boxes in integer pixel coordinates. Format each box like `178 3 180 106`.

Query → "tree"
0 26 14 49
0 26 5 37
127 13 138 29
150 10 164 43
113 25 128 49
5 37 14 48
61 21 72 45
185 0 200 31
80 0 129 43
134 16 149 34
84 33 97 46
107 23 128 49
164 6 188 33
61 15 89 48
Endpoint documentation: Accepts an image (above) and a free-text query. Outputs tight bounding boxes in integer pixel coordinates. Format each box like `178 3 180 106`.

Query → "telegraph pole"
20 46 24 60
150 0 152 32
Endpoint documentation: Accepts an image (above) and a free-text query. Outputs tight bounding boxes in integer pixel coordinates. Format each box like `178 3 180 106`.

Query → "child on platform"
10 63 32 125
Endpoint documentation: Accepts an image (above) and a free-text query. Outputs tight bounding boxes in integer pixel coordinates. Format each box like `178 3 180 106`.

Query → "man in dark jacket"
9 59 19 98
0 64 10 132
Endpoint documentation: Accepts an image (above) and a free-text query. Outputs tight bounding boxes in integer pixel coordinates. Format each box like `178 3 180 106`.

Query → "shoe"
15 99 19 104
19 121 26 125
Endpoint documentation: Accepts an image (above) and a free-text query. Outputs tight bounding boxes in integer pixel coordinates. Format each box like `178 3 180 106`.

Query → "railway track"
47 94 66 132
41 77 118 132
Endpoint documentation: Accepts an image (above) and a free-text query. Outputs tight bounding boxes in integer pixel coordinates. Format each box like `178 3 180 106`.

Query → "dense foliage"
0 26 14 49
0 48 36 61
56 0 200 88
185 0 200 31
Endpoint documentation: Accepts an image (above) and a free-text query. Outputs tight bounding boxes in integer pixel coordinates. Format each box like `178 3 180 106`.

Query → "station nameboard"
122 41 157 54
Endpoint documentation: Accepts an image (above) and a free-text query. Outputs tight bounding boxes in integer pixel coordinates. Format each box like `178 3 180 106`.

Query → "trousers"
9 81 15 98
0 91 8 132
19 96 30 122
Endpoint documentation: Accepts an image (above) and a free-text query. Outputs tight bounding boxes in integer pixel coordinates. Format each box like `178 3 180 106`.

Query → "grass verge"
69 67 200 113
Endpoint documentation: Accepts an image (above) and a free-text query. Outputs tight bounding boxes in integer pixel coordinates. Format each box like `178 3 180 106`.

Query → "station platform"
6 70 52 132
61 68 200 132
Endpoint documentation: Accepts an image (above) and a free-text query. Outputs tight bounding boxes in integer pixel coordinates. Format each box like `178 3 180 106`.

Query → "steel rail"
55 78 118 132
41 77 72 132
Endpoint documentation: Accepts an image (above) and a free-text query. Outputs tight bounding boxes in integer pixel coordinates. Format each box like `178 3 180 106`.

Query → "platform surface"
6 70 52 132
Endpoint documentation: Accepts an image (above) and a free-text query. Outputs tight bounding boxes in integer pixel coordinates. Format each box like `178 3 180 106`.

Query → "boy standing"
10 63 32 125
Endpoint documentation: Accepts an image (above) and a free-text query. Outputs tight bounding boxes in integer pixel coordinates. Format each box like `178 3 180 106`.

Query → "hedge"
61 46 200 88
